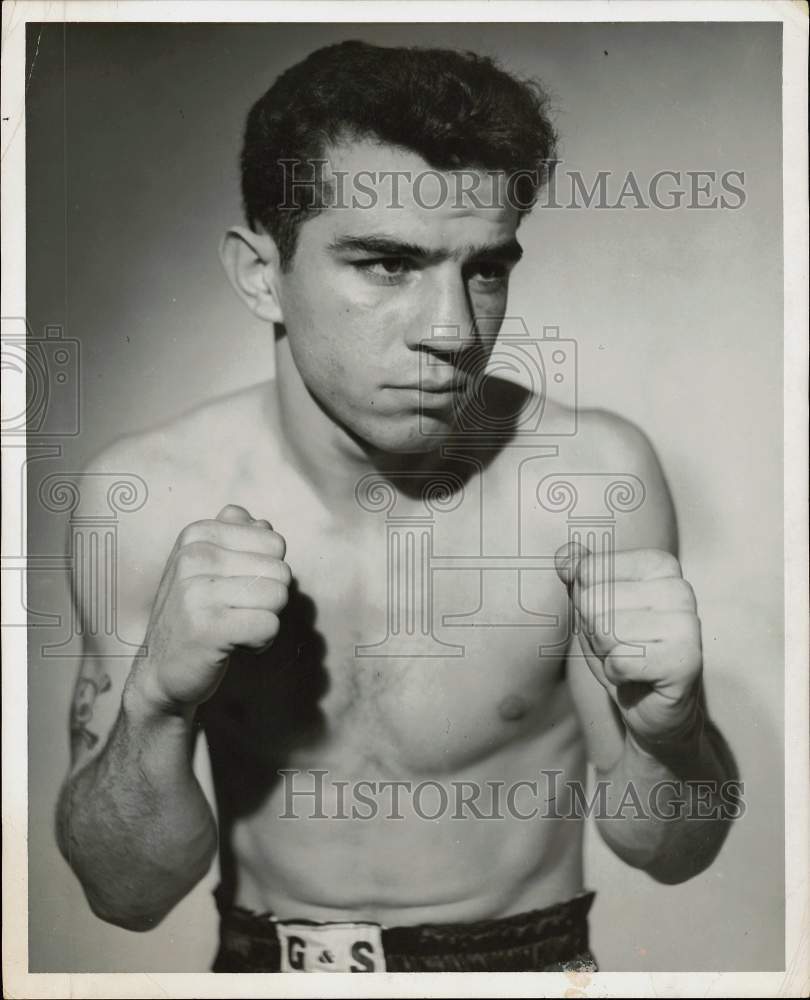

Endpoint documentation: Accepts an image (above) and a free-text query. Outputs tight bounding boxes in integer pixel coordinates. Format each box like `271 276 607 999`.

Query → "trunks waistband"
212 888 597 973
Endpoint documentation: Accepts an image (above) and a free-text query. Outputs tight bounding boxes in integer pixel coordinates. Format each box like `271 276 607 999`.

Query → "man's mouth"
386 385 466 413
389 379 467 394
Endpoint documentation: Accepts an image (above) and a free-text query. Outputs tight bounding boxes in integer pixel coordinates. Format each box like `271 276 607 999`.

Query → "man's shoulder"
490 392 661 473
553 401 660 471
479 395 675 548
77 381 280 599
83 380 278 485
543 400 676 549
472 379 657 470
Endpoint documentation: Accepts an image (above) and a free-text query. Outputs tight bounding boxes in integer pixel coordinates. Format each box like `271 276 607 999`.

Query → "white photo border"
2 2 807 997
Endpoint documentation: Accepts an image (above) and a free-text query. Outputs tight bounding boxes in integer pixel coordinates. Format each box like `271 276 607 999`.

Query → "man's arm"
568 632 738 883
55 449 291 930
564 412 738 884
55 451 217 931
56 643 218 931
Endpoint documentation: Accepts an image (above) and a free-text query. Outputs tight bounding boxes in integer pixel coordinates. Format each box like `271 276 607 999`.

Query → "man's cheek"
471 292 509 337
315 266 381 313
330 271 420 322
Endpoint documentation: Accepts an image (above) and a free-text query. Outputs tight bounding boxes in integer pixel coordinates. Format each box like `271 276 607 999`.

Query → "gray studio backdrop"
25 21 783 972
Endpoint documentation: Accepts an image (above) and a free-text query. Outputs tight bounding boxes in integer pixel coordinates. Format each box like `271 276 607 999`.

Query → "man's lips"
388 380 468 393
384 383 468 413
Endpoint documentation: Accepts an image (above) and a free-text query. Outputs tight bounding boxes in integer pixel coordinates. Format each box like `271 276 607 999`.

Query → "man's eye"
469 262 509 287
354 258 411 282
473 264 506 281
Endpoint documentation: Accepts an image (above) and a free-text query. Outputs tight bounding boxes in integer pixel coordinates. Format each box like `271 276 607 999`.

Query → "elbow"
80 842 216 932
54 808 171 929
84 891 174 932
55 788 218 930
82 841 217 932
601 841 714 885
643 856 716 886
597 810 735 885
641 818 735 885
642 859 709 886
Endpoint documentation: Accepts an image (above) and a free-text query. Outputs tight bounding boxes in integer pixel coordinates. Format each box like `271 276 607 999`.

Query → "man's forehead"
316 137 518 229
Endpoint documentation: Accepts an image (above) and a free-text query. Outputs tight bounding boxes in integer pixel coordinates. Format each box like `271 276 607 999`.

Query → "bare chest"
203 465 575 776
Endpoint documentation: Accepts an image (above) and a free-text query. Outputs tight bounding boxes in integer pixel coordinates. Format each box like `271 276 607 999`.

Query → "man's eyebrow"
466 239 524 264
326 235 439 259
326 234 523 264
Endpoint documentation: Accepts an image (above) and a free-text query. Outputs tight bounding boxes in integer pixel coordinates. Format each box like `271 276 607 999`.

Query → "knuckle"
248 612 280 648
267 531 286 558
275 559 293 587
654 549 682 578
178 576 205 615
177 523 197 547
671 614 701 651
178 520 211 546
265 612 281 638
577 555 596 587
269 578 290 610
604 655 627 683
177 539 218 572
673 579 697 611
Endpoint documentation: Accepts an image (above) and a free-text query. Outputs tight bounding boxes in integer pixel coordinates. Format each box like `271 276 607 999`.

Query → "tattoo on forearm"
70 670 112 754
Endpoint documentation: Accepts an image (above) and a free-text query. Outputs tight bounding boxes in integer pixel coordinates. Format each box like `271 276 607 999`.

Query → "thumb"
554 541 591 591
216 504 255 525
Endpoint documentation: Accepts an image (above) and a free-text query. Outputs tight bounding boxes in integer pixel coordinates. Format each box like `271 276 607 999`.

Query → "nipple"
497 694 529 721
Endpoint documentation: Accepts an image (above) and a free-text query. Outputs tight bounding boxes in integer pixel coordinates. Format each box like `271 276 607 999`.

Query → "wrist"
123 660 196 729
627 701 706 765
117 665 200 789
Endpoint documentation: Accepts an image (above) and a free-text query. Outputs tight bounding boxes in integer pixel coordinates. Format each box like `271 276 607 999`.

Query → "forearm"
595 710 739 883
56 682 217 930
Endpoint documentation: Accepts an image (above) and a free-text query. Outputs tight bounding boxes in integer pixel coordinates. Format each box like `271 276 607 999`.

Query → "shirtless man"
56 41 737 972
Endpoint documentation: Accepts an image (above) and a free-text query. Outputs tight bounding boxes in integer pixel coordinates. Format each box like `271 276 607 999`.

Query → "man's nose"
407 272 477 356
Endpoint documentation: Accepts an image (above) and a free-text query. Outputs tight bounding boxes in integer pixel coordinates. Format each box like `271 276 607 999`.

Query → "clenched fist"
133 504 291 714
555 542 703 752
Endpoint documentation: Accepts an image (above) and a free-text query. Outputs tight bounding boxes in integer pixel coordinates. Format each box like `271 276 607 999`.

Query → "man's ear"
219 226 285 323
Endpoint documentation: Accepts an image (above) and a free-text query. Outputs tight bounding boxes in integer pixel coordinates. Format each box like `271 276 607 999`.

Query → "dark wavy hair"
241 40 558 269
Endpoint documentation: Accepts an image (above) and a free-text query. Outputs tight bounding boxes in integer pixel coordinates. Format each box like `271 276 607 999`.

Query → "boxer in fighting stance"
56 41 737 972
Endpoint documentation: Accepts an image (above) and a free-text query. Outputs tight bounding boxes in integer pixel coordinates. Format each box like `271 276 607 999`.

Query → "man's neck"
272 338 448 514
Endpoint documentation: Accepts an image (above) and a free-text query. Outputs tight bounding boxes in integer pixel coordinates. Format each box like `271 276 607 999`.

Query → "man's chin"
360 412 457 456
